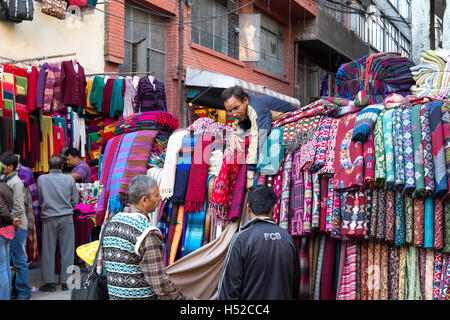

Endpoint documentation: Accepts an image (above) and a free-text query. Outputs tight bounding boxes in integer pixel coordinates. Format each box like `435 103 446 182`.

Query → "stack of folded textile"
410 49 450 97
148 133 170 169
114 111 179 136
336 52 415 106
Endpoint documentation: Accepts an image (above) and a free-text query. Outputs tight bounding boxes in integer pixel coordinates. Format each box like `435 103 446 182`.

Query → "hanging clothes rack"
11 52 77 64
85 71 155 76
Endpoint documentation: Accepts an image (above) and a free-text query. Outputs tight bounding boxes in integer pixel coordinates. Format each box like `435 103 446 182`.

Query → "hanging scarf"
374 109 386 187
370 189 379 238
299 129 319 171
311 173 321 231
257 126 285 176
330 190 342 240
337 241 357 300
319 177 328 232
317 118 339 177
429 101 448 197
424 248 435 300
388 245 400 300
411 104 426 197
320 236 337 300
376 190 386 240
395 190 406 246
341 190 367 237
360 240 369 300
367 240 375 300
384 190 396 242
413 197 425 247
119 130 158 199
208 143 246 225
289 151 305 236
172 133 198 204
392 108 405 189
420 102 436 196
405 195 414 244
402 107 416 194
444 201 450 253
380 242 389 300
313 234 326 300
227 163 247 223
352 103 385 142
185 134 215 213
310 116 332 173
272 155 285 224
325 178 334 233
442 103 450 199
365 190 373 240
159 129 188 200
433 251 444 300
398 245 407 300
423 197 435 248
406 246 422 300
438 254 450 300
419 248 427 299
382 109 396 190
434 197 444 250
298 237 310 299
279 153 293 231
108 132 139 214
333 113 364 191
303 170 313 235
363 130 376 189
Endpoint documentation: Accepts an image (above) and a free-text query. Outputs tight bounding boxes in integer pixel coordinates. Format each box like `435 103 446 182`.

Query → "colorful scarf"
370 189 379 238
433 251 443 300
289 151 304 236
423 197 435 248
420 102 436 196
360 240 369 300
395 190 406 246
406 246 422 300
341 190 367 238
333 113 364 191
317 118 339 177
298 237 310 299
325 97 362 118
310 116 332 173
384 190 396 242
374 109 386 187
363 131 375 189
444 201 450 253
376 190 386 240
392 108 405 189
398 245 407 300
424 248 435 300
442 103 450 198
405 195 414 244
311 173 321 231
279 153 293 231
228 162 247 223
419 248 427 299
382 109 396 190
257 126 285 176
325 178 334 233
413 197 425 247
337 241 357 300
380 242 389 300
352 103 385 142
185 134 215 213
411 104 426 197
299 130 319 171
438 254 450 300
108 132 138 214
208 141 247 225
272 156 285 223
319 177 328 232
434 197 444 250
429 101 448 197
388 245 400 300
402 107 416 194
320 237 337 300
303 170 313 235
272 102 326 128
119 130 158 197
364 190 373 240
314 234 326 300
330 190 342 240
172 134 198 204
159 130 188 200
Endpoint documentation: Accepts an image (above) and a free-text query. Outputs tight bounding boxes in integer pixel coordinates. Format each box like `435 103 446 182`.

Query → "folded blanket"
411 104 425 197
382 109 395 190
429 101 448 197
375 110 386 187
351 104 385 142
402 107 416 194
392 108 405 189
420 102 436 196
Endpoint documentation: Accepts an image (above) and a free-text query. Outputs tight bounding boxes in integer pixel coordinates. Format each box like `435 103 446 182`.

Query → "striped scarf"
351 103 385 142
172 133 198 204
337 241 357 300
108 132 139 214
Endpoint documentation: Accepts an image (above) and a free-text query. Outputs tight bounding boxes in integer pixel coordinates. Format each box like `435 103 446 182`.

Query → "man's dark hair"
221 86 249 104
49 155 64 170
0 152 19 171
64 147 82 158
248 185 278 216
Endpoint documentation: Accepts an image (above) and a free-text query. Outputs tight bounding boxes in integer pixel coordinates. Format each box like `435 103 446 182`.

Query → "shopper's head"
247 185 278 219
0 152 19 176
222 86 249 122
128 175 161 214
49 155 65 170
64 148 82 167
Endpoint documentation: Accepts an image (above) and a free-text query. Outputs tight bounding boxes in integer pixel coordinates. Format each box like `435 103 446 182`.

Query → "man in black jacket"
217 185 300 300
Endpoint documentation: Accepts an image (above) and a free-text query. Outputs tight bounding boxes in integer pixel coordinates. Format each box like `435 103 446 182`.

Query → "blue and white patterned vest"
102 208 159 300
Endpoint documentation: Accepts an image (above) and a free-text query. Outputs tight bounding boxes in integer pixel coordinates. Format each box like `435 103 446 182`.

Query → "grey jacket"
37 169 79 220
5 172 28 230
0 182 14 228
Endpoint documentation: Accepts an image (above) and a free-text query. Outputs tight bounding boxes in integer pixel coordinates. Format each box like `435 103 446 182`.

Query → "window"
191 0 239 59
368 5 384 52
119 4 166 83
399 35 410 57
253 9 285 76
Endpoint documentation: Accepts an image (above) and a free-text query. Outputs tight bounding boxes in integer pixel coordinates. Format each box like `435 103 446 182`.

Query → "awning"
185 67 301 106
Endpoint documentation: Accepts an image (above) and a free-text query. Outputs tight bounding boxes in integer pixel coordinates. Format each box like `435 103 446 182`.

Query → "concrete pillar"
411 0 431 64
443 1 450 49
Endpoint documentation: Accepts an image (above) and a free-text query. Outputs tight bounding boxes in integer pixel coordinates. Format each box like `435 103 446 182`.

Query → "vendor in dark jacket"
217 185 300 300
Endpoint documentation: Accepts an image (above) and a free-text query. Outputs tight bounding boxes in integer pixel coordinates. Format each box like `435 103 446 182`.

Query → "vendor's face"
224 95 248 122
65 155 77 167
142 185 162 213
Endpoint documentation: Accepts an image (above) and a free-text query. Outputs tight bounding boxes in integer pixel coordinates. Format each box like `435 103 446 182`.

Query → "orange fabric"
169 205 184 265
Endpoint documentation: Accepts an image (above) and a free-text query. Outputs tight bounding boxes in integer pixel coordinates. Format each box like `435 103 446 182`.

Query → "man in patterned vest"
102 175 190 300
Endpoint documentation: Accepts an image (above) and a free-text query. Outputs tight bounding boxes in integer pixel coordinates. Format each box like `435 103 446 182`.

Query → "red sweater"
26 66 38 111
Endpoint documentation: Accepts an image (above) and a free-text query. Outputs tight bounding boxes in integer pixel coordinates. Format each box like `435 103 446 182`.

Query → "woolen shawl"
411 104 426 197
172 134 198 204
429 101 448 197
382 109 396 190
402 107 416 194
420 102 436 196
374 109 386 187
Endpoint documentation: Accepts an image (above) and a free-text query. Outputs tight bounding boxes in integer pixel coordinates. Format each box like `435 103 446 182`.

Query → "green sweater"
89 76 105 113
